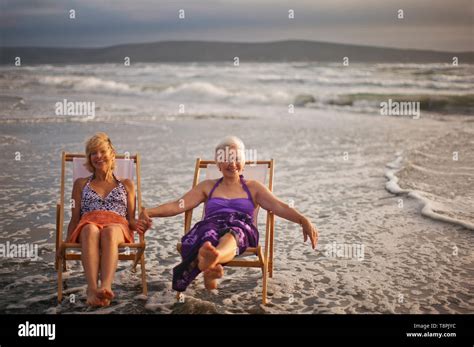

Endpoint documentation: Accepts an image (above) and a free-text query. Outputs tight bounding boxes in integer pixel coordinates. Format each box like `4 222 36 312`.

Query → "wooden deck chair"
177 158 275 305
55 152 147 303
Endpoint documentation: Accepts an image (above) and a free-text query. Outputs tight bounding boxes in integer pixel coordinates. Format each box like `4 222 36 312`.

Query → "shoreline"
385 153 474 231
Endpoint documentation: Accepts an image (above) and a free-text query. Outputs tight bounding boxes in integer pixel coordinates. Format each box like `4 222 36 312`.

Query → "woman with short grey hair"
140 135 318 292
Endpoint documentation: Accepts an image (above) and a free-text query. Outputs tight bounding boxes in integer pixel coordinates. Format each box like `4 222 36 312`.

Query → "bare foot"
86 287 104 307
198 241 220 272
203 264 224 290
97 287 115 301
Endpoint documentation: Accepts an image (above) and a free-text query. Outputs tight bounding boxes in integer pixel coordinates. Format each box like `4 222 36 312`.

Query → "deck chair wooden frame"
178 158 275 305
55 152 147 303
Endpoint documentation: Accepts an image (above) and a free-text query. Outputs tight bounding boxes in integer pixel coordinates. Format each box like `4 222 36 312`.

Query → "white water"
1 63 473 122
385 152 474 231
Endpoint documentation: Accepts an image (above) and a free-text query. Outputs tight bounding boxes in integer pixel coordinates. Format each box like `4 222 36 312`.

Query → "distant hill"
1 40 473 65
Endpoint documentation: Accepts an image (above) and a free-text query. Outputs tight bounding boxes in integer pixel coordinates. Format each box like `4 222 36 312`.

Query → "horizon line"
3 39 473 54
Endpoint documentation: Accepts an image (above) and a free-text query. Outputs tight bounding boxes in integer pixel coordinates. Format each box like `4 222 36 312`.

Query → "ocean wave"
308 77 473 91
38 75 135 93
160 81 230 99
385 152 474 231
158 81 291 104
327 93 474 115
256 74 306 83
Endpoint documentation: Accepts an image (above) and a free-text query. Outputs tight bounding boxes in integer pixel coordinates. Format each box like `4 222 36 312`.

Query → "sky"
1 0 473 51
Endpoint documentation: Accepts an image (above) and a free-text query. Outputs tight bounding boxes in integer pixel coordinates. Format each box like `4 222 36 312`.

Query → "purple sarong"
172 211 258 292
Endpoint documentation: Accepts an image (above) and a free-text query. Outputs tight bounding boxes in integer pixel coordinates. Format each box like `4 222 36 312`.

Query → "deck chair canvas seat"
177 158 275 305
55 152 147 303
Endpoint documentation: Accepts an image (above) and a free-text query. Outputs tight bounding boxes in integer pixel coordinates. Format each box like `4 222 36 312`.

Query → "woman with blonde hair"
140 135 318 292
67 132 147 306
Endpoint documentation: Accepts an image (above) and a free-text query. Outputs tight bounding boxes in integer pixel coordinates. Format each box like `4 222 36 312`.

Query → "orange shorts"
68 210 134 243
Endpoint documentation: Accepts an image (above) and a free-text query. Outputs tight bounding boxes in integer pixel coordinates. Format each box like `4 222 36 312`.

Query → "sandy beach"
1 64 473 313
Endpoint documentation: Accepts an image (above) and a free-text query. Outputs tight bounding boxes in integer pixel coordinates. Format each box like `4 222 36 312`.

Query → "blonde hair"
84 132 116 177
215 135 246 163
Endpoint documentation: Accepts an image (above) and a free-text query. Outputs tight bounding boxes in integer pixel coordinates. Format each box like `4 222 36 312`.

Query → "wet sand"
0 108 473 314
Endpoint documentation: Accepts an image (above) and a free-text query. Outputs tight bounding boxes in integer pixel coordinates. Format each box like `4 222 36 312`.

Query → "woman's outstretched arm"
140 181 209 226
254 181 319 249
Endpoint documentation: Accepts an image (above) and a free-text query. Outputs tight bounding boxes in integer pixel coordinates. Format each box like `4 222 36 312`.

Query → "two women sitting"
67 133 318 306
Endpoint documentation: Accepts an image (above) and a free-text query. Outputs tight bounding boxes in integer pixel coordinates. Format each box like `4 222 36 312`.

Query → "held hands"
136 208 153 234
131 208 153 234
134 219 149 234
301 218 318 250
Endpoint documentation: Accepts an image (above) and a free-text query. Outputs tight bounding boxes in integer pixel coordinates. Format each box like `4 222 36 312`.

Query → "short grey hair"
215 135 246 163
